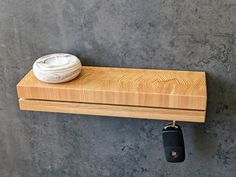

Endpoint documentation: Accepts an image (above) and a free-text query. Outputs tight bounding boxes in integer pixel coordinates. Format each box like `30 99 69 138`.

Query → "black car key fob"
162 122 185 162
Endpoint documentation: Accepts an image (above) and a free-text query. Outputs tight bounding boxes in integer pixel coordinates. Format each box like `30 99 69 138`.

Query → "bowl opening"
45 56 69 67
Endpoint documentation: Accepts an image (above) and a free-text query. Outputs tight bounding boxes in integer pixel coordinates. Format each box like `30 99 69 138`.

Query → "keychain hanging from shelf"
162 120 185 162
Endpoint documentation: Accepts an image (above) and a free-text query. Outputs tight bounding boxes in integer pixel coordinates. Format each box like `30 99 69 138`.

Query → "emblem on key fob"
162 121 185 162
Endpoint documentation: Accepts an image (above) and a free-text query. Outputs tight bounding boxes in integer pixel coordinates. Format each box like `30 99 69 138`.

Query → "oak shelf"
17 66 207 122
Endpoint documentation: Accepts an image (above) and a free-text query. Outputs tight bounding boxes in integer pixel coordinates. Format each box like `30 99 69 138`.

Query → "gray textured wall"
0 0 236 177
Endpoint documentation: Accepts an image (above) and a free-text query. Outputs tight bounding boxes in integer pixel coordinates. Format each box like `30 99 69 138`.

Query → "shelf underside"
17 66 207 122
19 99 206 122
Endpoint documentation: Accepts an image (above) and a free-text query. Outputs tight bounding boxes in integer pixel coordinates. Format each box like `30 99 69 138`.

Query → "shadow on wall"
193 72 236 165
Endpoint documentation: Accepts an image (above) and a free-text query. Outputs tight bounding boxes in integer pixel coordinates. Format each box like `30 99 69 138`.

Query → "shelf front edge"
19 99 206 123
17 67 207 111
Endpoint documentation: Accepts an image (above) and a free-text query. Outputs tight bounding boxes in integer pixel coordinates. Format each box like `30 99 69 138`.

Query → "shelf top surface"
17 66 207 110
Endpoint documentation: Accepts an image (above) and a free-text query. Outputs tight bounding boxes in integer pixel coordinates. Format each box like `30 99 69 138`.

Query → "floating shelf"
17 66 207 122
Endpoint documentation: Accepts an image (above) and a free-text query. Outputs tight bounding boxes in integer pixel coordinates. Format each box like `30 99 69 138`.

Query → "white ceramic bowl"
33 53 82 83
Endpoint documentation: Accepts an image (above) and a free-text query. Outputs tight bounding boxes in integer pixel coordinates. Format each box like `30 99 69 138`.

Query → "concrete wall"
0 0 236 176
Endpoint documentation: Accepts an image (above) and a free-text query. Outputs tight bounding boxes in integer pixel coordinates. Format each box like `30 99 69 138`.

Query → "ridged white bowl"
33 53 82 83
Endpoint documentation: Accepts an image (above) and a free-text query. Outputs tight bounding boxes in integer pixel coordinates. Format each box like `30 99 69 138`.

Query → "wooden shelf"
17 66 207 122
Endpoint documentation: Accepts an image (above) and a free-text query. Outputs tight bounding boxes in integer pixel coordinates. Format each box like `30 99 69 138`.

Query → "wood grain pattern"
19 99 206 122
17 66 207 110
